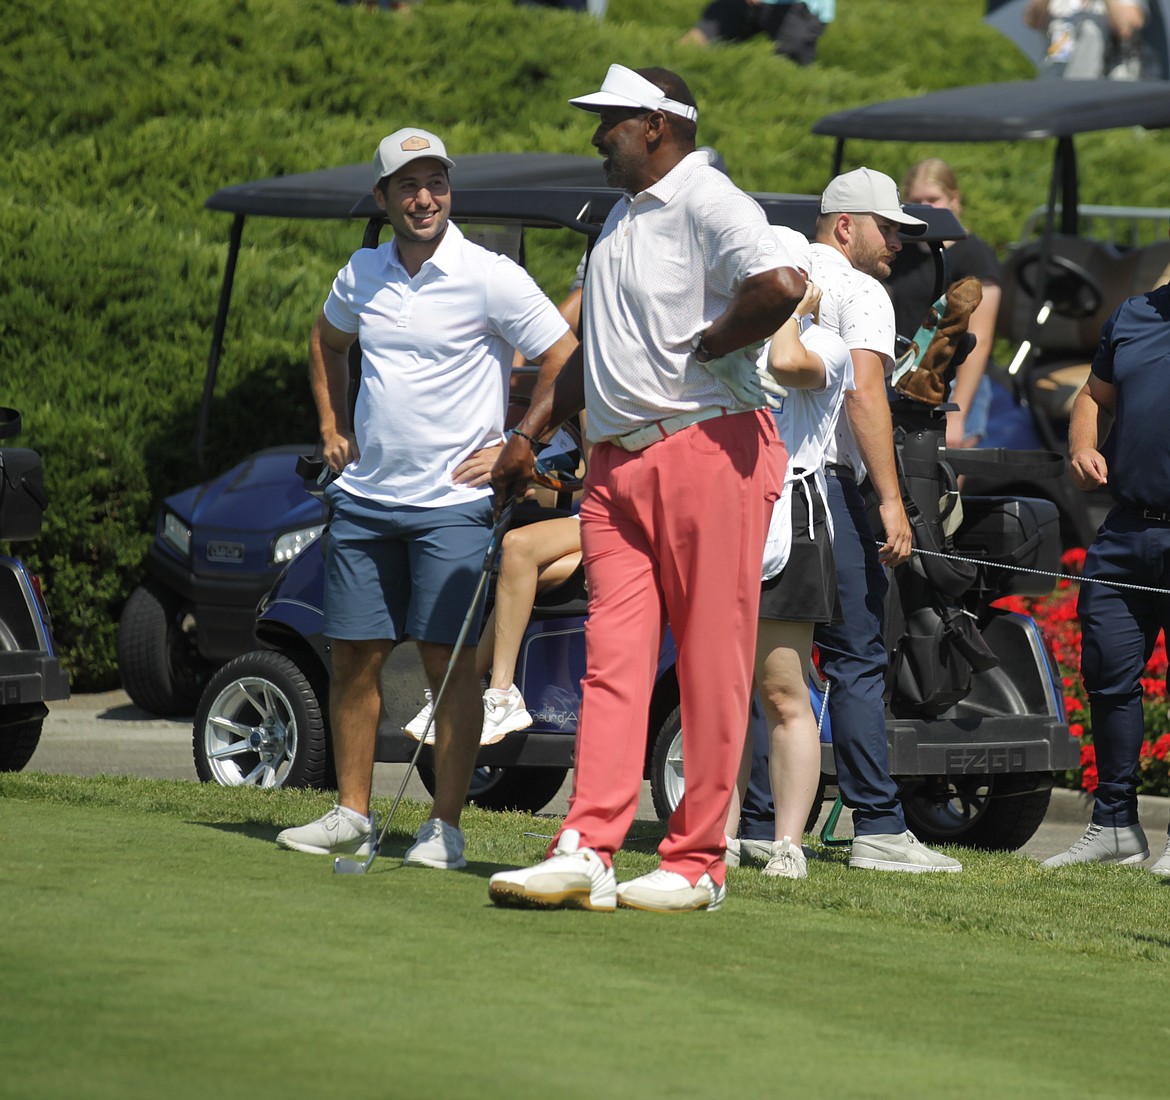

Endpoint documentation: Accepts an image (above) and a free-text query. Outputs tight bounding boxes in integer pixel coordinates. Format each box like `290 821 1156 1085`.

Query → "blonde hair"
902 158 960 203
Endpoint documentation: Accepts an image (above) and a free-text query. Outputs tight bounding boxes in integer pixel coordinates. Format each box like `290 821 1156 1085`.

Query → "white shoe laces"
1068 824 1105 854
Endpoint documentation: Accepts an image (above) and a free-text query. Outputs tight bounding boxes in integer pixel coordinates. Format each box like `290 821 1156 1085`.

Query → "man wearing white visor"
489 64 806 913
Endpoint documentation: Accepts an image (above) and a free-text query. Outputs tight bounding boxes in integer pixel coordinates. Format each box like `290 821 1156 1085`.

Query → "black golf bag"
888 425 999 717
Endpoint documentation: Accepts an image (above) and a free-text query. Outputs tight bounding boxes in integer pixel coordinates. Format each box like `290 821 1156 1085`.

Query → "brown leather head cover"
895 276 983 404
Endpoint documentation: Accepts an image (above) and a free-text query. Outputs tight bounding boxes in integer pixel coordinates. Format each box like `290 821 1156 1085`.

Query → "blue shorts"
322 485 493 645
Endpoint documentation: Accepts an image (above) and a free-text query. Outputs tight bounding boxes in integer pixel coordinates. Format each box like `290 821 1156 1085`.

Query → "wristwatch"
691 330 714 364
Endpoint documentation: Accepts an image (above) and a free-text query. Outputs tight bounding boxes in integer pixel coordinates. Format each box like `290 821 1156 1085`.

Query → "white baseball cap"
569 64 698 122
373 128 455 185
770 225 812 275
820 167 927 235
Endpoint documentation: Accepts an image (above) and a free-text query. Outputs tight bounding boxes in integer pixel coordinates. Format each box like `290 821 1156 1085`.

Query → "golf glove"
701 345 788 410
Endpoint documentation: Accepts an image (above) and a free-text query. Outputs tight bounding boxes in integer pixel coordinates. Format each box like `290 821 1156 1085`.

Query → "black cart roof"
812 79 1170 144
205 153 610 220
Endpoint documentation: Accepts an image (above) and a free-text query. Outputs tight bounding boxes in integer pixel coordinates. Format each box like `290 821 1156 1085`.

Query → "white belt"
609 407 732 452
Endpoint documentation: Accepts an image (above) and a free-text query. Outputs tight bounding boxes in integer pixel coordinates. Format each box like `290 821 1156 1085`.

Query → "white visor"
569 64 698 122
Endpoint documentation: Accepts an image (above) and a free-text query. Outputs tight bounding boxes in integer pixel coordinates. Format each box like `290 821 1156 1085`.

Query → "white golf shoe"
616 868 726 912
489 829 616 911
1042 822 1149 867
848 830 962 873
276 805 373 856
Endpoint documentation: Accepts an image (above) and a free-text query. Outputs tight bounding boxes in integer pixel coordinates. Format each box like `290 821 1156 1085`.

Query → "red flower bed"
994 548 1170 797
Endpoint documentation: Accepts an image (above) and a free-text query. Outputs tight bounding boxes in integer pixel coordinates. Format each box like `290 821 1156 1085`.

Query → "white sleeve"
486 256 570 360
322 260 361 334
835 278 895 361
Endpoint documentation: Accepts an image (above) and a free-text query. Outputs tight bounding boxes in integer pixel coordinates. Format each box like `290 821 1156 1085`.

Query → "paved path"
25 688 1170 867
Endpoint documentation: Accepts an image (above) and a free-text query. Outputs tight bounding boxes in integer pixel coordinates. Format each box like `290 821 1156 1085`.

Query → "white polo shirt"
758 322 852 579
323 222 569 507
768 322 853 481
581 150 788 443
808 242 896 480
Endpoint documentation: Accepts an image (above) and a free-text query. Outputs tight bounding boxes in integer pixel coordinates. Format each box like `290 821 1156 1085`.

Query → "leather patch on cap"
400 136 432 151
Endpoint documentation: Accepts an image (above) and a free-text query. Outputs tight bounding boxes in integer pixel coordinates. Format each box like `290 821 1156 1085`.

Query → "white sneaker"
740 838 773 865
849 831 963 873
403 817 466 870
481 685 533 746
489 829 616 911
616 868 726 912
276 805 373 856
404 691 435 743
725 836 773 869
1041 822 1149 867
1151 836 1170 877
762 836 808 880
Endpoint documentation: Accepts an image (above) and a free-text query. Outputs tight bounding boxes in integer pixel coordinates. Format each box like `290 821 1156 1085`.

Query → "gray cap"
373 128 455 185
820 167 927 236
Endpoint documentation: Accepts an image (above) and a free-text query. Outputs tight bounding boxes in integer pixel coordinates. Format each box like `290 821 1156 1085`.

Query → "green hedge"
3 0 1168 686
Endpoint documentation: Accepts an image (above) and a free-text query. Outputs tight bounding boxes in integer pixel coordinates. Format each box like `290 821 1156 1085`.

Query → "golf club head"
531 450 584 493
333 811 380 874
332 853 371 874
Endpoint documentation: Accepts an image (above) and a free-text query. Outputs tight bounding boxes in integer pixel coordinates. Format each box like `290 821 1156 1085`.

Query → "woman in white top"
725 227 852 879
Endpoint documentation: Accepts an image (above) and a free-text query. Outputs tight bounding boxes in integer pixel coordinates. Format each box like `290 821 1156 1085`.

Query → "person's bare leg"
755 619 820 842
487 517 582 692
418 641 483 827
678 27 711 47
329 637 394 817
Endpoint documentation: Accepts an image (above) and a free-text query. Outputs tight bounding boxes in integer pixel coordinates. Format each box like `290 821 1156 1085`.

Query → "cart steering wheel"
1015 250 1104 321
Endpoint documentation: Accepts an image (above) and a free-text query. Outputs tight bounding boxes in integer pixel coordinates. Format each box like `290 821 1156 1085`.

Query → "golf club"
530 448 585 494
334 499 515 875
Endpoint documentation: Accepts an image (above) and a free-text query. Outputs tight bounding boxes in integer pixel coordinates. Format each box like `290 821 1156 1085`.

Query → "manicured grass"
2 774 1168 1099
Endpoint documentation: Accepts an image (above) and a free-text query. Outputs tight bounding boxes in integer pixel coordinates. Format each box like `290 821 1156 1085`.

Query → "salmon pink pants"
558 409 785 886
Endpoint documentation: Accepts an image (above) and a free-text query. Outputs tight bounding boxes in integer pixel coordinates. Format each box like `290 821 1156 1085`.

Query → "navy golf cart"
182 165 1077 850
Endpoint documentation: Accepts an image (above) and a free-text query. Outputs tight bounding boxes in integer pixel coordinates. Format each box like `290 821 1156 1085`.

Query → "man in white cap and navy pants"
805 167 963 872
276 127 578 869
488 64 806 912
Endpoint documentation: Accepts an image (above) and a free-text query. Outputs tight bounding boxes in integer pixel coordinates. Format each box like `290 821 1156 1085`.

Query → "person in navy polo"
1044 228 1170 875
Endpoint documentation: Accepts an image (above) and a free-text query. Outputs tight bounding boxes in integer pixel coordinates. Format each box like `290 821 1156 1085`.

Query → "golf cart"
0 407 70 771
117 153 610 717
812 78 1170 548
189 171 1077 850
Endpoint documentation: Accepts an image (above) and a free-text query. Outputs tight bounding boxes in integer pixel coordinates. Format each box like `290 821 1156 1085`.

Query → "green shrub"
4 0 1170 686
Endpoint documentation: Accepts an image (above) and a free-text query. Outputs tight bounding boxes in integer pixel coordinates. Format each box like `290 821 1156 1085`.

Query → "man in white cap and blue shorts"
276 127 578 869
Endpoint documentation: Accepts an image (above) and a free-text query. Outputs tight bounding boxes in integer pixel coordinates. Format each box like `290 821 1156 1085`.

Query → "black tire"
118 579 211 717
0 712 44 771
650 705 684 822
415 762 568 814
901 772 1053 851
193 650 331 789
650 706 827 834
